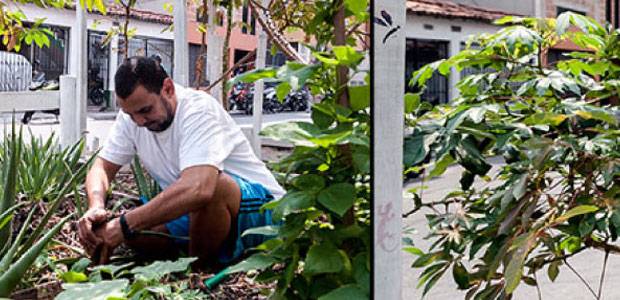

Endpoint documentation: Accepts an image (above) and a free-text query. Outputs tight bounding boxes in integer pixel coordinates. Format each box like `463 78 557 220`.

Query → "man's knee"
209 172 241 207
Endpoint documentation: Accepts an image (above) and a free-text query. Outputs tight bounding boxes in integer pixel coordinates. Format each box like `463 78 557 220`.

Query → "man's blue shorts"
139 172 276 264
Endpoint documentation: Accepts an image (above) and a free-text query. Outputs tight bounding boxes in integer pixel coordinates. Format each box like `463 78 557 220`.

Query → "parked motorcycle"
88 66 106 106
243 83 285 115
228 82 251 112
281 88 311 112
21 71 60 124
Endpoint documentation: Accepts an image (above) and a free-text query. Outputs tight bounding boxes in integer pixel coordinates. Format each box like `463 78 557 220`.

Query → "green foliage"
0 120 96 297
406 13 620 298
131 156 161 200
226 2 369 298
17 132 89 203
55 257 205 300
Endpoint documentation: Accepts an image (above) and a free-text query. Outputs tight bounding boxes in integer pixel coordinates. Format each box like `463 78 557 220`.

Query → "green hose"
204 268 229 289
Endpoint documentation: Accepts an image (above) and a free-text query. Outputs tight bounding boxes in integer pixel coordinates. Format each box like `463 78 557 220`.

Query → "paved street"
402 158 620 300
0 110 310 151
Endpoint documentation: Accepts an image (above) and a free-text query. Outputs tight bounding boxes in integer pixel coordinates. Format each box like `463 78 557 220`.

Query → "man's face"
118 79 176 132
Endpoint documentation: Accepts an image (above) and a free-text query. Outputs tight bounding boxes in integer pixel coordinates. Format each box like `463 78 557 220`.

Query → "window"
87 31 111 91
557 6 586 16
118 36 174 77
12 24 70 81
405 39 449 104
241 4 256 35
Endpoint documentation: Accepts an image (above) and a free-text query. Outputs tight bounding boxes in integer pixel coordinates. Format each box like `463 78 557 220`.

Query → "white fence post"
60 75 78 148
251 0 268 159
373 1 406 299
173 0 189 86
108 30 120 111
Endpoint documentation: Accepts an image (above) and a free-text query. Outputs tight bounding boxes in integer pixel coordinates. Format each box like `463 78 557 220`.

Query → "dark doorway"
405 39 449 104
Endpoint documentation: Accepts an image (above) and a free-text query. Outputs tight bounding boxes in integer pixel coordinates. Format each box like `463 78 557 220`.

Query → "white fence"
0 75 84 148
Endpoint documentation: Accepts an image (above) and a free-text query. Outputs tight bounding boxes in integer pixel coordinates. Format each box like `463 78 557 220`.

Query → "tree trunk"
334 1 354 226
221 3 233 110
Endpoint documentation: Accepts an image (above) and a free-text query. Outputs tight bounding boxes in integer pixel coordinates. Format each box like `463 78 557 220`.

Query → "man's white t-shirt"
100 84 285 199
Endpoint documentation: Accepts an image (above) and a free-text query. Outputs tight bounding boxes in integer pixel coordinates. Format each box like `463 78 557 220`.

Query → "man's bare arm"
123 165 219 232
78 157 122 254
86 157 122 208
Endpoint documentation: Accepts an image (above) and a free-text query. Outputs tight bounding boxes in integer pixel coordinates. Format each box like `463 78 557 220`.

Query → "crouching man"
77 56 285 268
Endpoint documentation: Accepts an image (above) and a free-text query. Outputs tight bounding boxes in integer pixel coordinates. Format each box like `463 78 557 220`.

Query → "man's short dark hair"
115 56 169 99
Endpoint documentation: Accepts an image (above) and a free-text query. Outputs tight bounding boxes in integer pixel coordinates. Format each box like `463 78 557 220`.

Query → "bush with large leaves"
225 0 370 299
405 13 620 298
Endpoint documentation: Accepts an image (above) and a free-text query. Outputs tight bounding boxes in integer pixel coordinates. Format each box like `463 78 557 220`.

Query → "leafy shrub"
224 1 371 298
406 12 620 298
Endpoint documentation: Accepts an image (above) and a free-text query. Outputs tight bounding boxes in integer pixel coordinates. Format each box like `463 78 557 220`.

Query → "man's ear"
162 78 175 98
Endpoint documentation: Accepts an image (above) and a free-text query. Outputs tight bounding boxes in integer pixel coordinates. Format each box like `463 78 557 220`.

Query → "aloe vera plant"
131 156 161 200
18 131 88 202
0 120 96 297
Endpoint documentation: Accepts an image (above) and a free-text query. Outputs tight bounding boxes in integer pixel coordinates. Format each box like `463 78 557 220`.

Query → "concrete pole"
250 0 268 158
59 75 78 148
174 0 189 86
534 0 545 18
207 0 223 103
108 30 119 111
72 4 87 139
373 1 405 299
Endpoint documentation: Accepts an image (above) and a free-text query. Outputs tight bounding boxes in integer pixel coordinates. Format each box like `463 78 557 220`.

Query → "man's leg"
189 172 241 268
124 224 180 261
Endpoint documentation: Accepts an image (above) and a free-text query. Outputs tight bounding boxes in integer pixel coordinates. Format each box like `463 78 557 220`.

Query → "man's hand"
78 208 109 256
93 218 124 264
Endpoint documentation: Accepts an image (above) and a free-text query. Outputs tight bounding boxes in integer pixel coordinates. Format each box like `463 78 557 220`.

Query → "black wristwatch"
119 213 137 240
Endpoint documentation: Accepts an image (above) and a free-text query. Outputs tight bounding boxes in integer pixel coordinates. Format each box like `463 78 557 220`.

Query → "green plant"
55 257 207 300
224 1 370 299
131 156 162 200
17 132 89 203
0 120 95 297
406 12 620 298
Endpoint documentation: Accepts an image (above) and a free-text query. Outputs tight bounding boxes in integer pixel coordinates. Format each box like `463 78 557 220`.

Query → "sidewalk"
402 158 620 299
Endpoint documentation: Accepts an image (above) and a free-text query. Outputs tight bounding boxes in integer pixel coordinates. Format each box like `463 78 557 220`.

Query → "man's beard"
147 97 174 132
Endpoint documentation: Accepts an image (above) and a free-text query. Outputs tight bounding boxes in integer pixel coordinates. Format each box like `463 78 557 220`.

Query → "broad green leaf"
318 284 367 300
304 243 344 275
505 233 535 293
404 93 420 114
260 122 316 147
548 261 560 282
524 113 568 126
241 225 279 237
276 82 292 102
317 183 356 217
349 84 370 111
273 191 315 219
130 257 197 281
60 271 88 283
333 46 364 66
292 174 325 192
55 279 129 300
229 68 277 88
555 205 599 223
429 154 455 178
452 262 470 289
344 0 368 19
403 247 424 256
225 253 277 274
